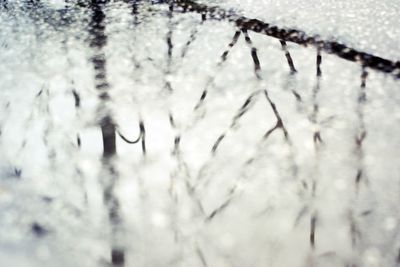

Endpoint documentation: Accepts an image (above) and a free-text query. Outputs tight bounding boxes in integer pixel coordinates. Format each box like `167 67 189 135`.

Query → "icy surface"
204 0 400 61
0 1 400 267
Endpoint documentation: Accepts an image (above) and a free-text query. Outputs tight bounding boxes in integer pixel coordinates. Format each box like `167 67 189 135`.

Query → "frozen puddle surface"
0 1 399 267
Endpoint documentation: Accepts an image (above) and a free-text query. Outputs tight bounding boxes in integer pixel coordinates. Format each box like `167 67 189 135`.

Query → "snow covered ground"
0 1 399 267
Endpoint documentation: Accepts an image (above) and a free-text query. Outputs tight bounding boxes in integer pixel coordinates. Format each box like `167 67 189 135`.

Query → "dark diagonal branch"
242 29 261 79
194 30 241 110
180 13 206 58
211 90 260 155
173 0 400 78
280 40 297 74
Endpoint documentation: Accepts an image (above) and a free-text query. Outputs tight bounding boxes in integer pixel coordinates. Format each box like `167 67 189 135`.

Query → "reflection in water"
89 0 124 265
0 1 400 267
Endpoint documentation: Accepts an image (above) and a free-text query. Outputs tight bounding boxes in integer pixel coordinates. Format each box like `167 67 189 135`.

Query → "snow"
0 1 399 267
203 0 400 61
